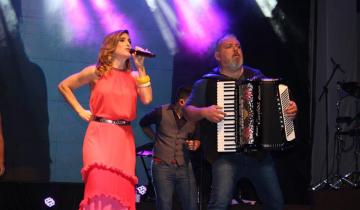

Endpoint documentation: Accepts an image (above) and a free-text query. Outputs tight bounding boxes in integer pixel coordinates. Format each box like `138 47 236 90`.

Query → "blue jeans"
207 153 283 210
152 161 198 210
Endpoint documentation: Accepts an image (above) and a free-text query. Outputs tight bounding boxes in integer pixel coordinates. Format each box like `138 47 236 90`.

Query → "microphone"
330 57 345 74
130 48 156 58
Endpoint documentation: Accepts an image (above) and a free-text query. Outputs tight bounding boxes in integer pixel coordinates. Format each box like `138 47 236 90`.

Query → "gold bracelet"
137 81 151 88
136 75 150 85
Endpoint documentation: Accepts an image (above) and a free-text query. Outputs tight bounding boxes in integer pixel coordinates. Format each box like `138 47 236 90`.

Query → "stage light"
44 0 63 15
145 0 157 12
0 0 18 34
63 0 92 44
173 0 228 54
45 0 95 44
145 0 177 54
44 196 56 208
254 0 296 43
136 185 147 195
146 0 228 55
44 0 140 45
255 0 277 18
156 0 178 31
90 0 138 39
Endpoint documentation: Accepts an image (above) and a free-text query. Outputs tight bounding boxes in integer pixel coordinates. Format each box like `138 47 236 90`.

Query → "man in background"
139 85 200 210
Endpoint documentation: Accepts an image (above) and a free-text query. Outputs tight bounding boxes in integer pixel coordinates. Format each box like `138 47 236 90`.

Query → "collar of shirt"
168 104 188 129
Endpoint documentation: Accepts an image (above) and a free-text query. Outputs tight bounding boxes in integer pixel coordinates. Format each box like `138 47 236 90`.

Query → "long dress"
79 69 138 210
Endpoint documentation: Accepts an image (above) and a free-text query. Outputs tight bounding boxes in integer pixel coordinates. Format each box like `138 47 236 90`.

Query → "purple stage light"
64 0 93 44
173 0 228 54
90 0 139 41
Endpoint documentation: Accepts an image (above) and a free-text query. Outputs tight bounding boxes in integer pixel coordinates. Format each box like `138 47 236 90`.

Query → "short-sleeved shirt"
186 66 266 163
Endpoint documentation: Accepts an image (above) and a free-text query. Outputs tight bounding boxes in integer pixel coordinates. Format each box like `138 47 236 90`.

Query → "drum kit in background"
331 81 360 189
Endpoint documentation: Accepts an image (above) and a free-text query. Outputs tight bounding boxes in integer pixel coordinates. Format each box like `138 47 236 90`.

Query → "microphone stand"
311 58 343 190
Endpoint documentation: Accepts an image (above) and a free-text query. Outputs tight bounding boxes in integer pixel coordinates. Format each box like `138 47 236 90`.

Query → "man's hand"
285 101 298 120
185 140 201 151
202 105 226 123
0 162 5 176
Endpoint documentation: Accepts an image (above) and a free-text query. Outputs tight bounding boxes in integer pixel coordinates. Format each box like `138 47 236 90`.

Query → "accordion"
216 78 295 152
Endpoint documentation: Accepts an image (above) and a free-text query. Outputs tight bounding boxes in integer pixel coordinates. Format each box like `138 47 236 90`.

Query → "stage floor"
0 182 359 210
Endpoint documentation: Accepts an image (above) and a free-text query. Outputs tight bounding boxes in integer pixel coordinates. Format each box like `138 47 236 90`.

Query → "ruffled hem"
79 193 130 210
81 162 138 185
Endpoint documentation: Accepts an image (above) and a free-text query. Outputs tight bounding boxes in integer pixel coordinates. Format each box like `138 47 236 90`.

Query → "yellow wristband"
136 75 150 85
137 81 151 88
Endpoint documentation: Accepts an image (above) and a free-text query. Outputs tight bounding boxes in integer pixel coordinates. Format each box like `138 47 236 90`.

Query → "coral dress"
80 69 138 210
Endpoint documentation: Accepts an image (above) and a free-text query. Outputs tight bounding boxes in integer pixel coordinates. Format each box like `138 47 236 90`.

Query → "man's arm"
183 105 206 122
139 106 161 141
184 79 226 123
141 126 156 141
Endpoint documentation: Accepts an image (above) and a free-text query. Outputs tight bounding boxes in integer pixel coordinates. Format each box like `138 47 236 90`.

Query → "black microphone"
330 57 345 74
130 48 156 58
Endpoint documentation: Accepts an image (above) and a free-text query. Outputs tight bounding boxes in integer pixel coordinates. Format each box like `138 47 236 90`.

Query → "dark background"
1 0 312 206
172 0 311 204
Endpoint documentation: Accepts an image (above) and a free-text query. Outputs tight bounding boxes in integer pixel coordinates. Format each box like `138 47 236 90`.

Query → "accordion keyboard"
217 81 237 152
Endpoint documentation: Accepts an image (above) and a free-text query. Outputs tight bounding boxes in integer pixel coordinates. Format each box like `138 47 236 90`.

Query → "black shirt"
186 66 267 163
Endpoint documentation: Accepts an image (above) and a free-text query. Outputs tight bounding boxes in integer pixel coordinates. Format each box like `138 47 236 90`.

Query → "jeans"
152 161 198 210
207 153 283 210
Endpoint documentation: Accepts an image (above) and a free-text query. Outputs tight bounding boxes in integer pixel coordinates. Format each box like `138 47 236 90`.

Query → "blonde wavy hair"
95 30 131 77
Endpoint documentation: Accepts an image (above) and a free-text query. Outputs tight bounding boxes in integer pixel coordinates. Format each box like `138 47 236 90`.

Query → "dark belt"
92 116 131 126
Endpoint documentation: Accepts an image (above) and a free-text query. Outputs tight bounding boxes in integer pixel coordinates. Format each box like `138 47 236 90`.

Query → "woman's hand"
131 46 146 76
78 109 92 122
131 46 152 105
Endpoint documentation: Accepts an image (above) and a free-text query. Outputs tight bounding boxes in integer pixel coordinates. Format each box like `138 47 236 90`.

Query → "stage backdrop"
0 1 315 204
0 0 174 183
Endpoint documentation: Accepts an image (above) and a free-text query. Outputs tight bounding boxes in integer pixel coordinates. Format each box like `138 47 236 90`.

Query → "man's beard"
228 58 242 71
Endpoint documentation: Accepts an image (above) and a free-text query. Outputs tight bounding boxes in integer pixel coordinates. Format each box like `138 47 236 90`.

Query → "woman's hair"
95 30 131 77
